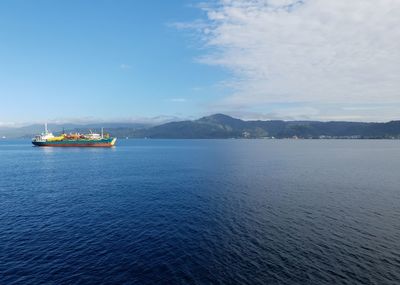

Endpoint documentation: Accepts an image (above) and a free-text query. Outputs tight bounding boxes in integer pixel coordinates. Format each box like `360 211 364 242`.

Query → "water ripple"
1 139 400 284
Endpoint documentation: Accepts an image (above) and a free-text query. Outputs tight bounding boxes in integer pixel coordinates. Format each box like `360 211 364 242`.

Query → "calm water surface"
1 139 400 284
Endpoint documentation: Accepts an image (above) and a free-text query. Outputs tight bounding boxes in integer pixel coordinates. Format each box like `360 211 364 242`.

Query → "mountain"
2 114 400 139
0 122 151 139
127 114 400 139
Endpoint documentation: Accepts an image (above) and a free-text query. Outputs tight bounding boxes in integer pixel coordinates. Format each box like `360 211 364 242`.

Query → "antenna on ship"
45 123 48 134
101 127 104 139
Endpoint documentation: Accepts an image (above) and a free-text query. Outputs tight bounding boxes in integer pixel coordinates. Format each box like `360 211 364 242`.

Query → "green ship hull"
32 138 117 147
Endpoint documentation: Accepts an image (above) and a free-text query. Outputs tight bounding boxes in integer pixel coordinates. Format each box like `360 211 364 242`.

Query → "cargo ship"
32 124 117 147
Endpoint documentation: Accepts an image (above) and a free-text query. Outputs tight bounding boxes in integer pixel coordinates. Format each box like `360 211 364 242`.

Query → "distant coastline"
2 114 400 140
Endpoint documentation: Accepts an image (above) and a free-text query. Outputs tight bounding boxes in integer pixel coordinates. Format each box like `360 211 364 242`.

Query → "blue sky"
1 0 400 125
0 0 228 124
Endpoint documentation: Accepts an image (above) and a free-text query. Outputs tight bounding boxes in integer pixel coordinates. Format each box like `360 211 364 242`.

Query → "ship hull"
32 138 117 147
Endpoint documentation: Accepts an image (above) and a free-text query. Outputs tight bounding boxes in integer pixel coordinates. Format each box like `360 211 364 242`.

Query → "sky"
1 0 400 126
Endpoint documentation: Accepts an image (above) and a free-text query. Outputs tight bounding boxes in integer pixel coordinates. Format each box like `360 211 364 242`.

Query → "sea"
1 139 400 284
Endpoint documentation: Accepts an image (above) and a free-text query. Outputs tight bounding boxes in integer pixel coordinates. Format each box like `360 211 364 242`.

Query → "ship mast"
101 127 104 139
45 123 48 134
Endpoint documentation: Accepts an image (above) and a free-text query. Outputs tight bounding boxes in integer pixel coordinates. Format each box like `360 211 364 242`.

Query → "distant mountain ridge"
128 114 400 139
2 114 400 139
0 122 150 139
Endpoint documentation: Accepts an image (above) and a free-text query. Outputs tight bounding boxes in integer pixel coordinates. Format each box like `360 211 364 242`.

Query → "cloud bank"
184 0 400 120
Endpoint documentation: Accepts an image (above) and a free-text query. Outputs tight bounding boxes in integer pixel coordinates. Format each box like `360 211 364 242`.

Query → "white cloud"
183 0 400 120
169 19 209 31
0 122 18 128
120 63 132 70
1 115 185 129
169 98 187 102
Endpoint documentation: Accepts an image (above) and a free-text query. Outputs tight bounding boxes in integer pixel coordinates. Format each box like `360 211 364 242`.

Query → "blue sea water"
1 139 400 284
